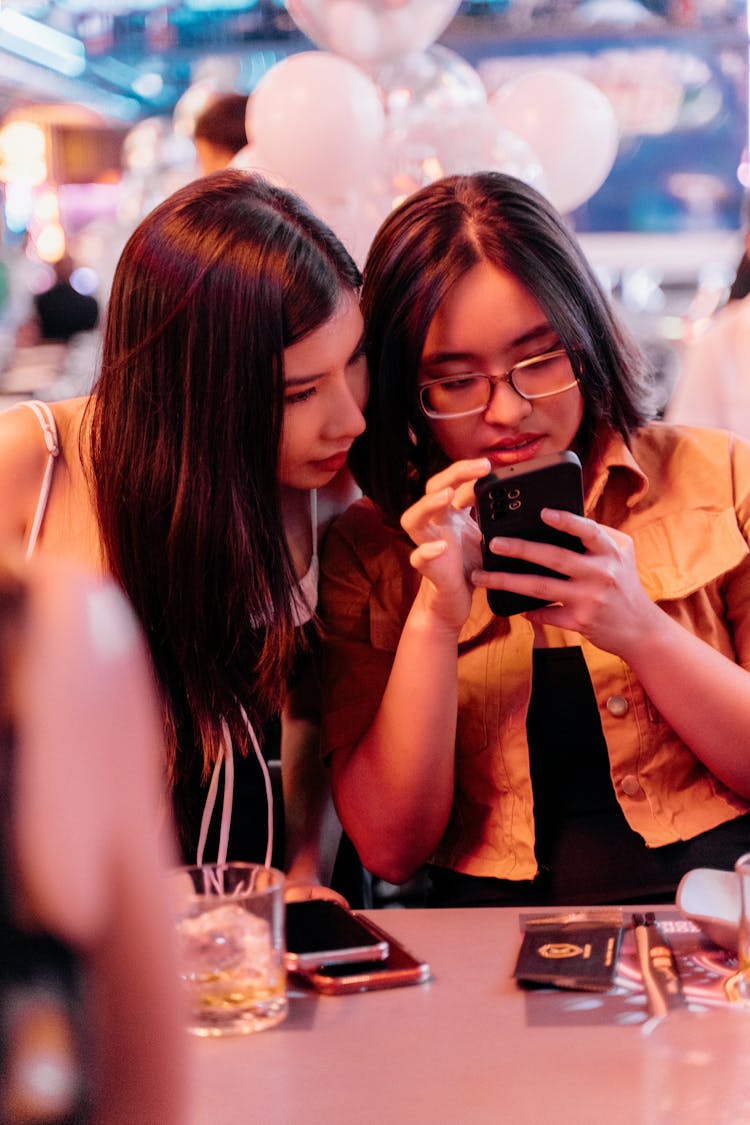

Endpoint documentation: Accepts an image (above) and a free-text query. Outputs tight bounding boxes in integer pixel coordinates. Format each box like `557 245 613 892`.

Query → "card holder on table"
513 910 624 992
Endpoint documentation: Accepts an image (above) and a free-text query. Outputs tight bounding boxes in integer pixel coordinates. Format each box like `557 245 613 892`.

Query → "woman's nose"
482 378 533 427
332 378 367 439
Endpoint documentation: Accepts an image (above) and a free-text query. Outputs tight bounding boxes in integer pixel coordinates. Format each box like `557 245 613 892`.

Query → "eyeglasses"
417 347 578 420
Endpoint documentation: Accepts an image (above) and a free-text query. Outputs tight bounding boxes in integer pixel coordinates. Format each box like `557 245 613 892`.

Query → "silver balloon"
376 45 487 120
381 103 547 197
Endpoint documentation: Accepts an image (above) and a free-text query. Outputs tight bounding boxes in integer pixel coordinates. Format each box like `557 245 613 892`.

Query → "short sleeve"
318 500 417 758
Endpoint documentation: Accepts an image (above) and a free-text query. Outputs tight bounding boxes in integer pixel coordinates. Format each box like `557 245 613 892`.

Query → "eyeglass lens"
420 351 574 417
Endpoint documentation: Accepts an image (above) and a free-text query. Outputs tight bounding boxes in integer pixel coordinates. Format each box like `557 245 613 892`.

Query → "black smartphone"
284 900 390 972
299 916 431 995
474 450 585 616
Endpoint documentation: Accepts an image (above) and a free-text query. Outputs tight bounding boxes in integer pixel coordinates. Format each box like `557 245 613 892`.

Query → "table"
186 906 681 1125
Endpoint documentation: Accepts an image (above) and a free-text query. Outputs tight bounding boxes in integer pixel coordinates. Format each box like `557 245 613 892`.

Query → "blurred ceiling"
0 0 745 124
0 0 300 121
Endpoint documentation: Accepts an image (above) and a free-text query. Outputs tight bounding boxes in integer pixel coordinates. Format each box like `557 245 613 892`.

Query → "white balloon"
489 68 620 213
229 145 288 187
304 187 385 269
284 0 462 68
250 52 386 198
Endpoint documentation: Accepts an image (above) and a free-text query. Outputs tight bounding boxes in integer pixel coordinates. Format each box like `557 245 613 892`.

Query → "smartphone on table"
299 915 431 995
474 449 585 617
284 899 390 972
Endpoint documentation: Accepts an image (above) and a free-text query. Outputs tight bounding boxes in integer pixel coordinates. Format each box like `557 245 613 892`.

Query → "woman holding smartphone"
319 171 750 907
0 170 368 894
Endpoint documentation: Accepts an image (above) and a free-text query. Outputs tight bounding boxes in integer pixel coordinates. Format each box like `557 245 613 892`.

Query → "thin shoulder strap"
196 711 273 868
20 402 60 562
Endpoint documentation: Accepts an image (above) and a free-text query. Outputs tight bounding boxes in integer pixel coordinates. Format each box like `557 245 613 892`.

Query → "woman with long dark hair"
0 170 368 886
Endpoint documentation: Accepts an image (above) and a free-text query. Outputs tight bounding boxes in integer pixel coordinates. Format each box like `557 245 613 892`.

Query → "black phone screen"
285 900 389 967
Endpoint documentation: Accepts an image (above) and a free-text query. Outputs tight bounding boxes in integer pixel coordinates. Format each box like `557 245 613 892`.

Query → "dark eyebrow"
421 323 557 369
512 324 559 350
284 371 322 388
283 330 367 387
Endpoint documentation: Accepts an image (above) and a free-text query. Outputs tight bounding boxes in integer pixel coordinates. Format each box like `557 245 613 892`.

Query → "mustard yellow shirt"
319 424 750 880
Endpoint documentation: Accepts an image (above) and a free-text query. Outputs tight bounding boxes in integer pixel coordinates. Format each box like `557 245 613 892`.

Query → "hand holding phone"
474 450 585 616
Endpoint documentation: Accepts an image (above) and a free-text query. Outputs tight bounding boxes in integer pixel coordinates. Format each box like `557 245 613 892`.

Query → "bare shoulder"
0 398 88 552
0 401 51 474
0 404 53 548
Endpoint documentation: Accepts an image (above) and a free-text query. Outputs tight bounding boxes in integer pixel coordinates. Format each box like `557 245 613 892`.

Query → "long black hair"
86 170 361 843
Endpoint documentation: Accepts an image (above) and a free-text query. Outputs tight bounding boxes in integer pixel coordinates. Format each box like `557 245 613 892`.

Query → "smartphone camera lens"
507 488 521 499
488 486 508 519
508 500 522 510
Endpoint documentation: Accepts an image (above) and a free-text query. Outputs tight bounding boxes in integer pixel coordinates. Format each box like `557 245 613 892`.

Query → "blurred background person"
666 198 750 442
0 554 185 1124
193 93 249 175
30 255 99 346
1 255 100 405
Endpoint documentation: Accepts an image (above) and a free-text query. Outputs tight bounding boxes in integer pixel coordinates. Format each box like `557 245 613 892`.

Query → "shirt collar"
584 428 649 513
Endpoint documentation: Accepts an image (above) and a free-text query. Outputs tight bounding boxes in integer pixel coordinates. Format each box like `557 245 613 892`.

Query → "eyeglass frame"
417 347 579 420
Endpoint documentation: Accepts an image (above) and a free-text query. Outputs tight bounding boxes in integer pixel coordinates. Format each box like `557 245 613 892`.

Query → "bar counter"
186 906 671 1125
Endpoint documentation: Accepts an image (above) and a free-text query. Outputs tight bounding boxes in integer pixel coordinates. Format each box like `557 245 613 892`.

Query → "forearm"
624 606 750 798
332 589 461 884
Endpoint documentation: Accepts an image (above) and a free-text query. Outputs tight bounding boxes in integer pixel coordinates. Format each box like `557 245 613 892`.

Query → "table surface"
185 905 694 1125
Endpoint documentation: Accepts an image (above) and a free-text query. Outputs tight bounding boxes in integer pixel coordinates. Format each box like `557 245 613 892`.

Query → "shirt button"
621 774 642 798
606 695 629 717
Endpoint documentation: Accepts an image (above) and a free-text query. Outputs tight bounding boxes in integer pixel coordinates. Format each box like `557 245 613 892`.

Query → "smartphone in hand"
284 899 390 972
474 450 585 616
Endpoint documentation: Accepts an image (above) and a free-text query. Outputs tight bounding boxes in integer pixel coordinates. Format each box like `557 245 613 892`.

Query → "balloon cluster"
240 0 621 262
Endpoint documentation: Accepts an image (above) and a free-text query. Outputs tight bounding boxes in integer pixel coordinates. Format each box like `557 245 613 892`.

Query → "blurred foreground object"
0 556 186 1124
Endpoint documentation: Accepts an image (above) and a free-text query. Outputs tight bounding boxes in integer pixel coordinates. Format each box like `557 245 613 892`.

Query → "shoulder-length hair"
353 171 652 521
86 170 361 827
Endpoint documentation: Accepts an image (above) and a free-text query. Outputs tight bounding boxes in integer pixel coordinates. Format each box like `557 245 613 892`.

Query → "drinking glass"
169 862 287 1036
